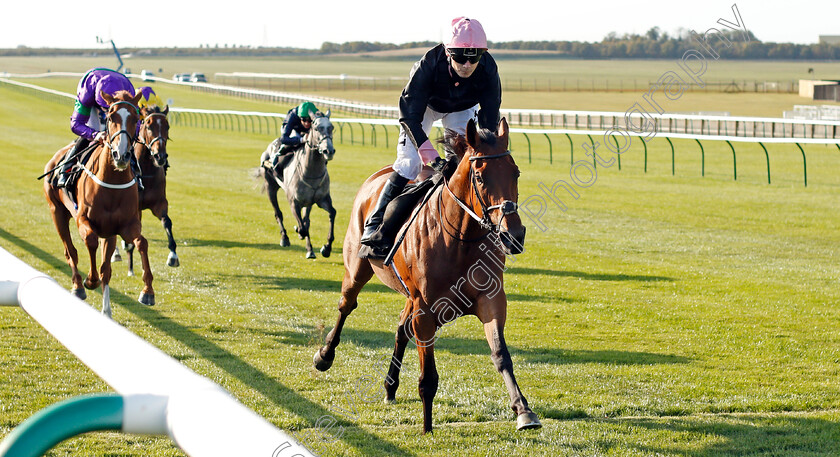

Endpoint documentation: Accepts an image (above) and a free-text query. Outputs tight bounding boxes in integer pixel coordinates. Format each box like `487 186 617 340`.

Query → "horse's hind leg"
480 310 542 430
48 204 85 299
314 262 374 371
266 176 290 247
411 301 439 434
384 302 414 403
316 194 336 258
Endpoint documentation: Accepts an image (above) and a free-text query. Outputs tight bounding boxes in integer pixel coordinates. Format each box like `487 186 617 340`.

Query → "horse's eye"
475 173 484 185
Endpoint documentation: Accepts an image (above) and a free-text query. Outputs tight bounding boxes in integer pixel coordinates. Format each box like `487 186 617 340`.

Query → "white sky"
2 0 836 49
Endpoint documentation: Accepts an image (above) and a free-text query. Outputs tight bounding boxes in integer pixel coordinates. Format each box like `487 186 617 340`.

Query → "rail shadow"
263 324 691 366
508 266 675 283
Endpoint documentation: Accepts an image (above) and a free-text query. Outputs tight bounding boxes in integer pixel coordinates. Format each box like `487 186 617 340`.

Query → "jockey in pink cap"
359 17 501 259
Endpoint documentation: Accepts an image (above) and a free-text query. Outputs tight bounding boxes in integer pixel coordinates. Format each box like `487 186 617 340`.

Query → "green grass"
1 76 840 456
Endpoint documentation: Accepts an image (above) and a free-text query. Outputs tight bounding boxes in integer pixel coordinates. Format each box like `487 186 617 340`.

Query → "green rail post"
666 137 675 175
381 125 390 149
695 139 705 177
796 143 807 187
758 142 770 184
0 394 123 457
348 122 355 144
543 133 553 164
643 140 648 173
359 123 365 145
337 122 344 143
523 133 532 164
564 133 573 165
586 134 596 168
371 124 377 148
612 135 621 171
726 140 737 181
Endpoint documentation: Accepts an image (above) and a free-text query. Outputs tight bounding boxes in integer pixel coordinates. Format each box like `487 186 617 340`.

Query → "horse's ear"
131 91 143 107
497 117 509 144
325 108 331 118
101 91 114 105
163 105 169 116
466 118 479 149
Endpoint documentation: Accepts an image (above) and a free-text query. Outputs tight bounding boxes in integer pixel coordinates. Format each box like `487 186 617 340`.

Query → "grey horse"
259 110 337 259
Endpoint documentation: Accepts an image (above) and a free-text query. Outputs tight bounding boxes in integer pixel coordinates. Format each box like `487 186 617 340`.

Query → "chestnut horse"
258 110 336 259
314 118 541 433
118 105 179 275
43 90 154 317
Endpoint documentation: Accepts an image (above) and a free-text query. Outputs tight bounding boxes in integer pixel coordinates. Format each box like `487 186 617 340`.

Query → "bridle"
294 118 334 189
137 112 169 167
80 101 139 190
440 149 520 241
103 101 139 160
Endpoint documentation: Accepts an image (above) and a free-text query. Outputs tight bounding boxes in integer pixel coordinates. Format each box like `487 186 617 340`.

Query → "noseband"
442 149 519 238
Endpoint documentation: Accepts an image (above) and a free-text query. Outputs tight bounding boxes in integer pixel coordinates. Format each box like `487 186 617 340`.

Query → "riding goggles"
448 48 485 64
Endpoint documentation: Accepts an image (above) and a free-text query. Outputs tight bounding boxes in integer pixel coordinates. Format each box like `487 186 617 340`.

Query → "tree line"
4 29 839 60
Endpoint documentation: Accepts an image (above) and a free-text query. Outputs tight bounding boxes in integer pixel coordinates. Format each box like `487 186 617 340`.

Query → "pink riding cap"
447 17 487 49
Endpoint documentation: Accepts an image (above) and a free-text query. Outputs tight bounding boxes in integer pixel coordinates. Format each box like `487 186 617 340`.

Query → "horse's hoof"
111 251 122 262
306 251 316 260
167 252 180 267
320 245 332 258
138 293 155 306
102 306 112 319
84 280 100 290
313 349 334 371
71 288 87 300
280 235 290 247
383 397 396 405
127 269 135 277
516 412 542 430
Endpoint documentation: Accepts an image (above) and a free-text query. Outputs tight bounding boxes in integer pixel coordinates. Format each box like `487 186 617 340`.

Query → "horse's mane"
439 127 497 157
111 90 135 102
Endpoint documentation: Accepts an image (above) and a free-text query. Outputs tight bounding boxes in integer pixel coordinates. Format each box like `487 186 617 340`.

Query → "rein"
439 149 519 242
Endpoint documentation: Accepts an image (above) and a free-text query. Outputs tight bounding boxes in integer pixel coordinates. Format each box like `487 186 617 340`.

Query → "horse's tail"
251 166 268 193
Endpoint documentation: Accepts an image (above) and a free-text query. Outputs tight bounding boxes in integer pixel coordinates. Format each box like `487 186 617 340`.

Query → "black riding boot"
274 152 295 181
360 172 409 257
130 155 144 191
56 137 90 188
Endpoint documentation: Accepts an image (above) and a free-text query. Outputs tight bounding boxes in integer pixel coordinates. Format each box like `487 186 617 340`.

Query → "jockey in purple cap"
359 17 502 259
57 68 138 188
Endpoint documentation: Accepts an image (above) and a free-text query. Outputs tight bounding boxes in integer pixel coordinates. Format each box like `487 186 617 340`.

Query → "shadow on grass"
610 415 840 456
0 227 417 457
508 267 675 283
263 324 691 366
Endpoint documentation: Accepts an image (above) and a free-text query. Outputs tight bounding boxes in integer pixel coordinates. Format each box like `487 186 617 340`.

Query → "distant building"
819 35 840 45
799 79 840 101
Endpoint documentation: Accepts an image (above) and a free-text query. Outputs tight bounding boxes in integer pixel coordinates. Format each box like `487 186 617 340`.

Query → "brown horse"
314 118 541 433
43 90 154 317
118 105 178 275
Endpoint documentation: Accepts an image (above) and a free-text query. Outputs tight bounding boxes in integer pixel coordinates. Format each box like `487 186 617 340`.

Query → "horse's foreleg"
289 200 308 239
384 303 414 403
301 205 314 259
314 266 373 371
100 236 117 318
267 180 290 247
78 222 101 291
481 314 542 430
411 302 439 434
161 214 180 267
49 205 85 299
317 195 336 258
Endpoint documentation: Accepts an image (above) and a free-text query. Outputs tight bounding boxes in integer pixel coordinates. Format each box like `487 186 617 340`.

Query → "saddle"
358 155 457 260
54 146 97 205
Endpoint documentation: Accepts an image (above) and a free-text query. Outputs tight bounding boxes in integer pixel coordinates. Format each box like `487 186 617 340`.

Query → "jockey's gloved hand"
93 131 106 143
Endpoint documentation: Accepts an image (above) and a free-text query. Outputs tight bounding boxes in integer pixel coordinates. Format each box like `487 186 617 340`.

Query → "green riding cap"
297 101 318 120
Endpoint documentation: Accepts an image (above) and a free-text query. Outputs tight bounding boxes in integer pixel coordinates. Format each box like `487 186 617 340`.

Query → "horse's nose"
500 214 526 255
